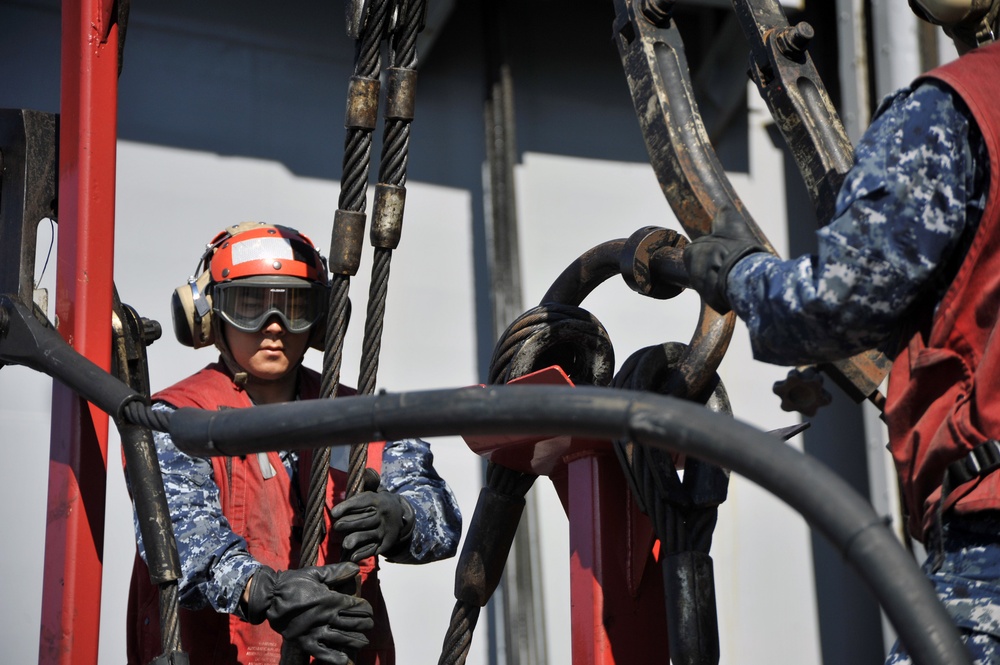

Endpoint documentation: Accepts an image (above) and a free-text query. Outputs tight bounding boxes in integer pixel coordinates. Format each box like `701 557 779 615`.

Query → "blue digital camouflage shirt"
132 402 462 614
725 76 999 665
727 79 988 365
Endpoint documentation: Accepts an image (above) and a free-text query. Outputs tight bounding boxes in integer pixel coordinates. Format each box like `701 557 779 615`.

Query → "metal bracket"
0 109 57 318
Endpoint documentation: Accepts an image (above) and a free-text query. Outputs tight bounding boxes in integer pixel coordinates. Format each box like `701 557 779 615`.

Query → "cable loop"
488 303 615 387
612 341 731 553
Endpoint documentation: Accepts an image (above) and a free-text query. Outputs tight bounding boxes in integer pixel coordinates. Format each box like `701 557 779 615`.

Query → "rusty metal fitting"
454 487 525 607
329 209 367 276
384 68 418 121
371 184 406 249
620 226 687 300
640 0 675 27
774 22 815 59
773 366 832 417
345 76 381 130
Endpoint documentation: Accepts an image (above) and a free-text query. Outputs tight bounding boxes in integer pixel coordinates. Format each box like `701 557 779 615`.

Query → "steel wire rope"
358 0 424 401
612 343 729 554
124 400 171 432
609 343 732 665
158 583 182 655
439 303 613 664
302 0 393 593
282 3 392 665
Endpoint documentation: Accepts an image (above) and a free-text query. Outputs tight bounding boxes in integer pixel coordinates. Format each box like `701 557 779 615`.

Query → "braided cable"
338 131 376 211
354 2 387 79
298 275 351 568
432 310 551 664
321 275 352 400
485 460 537 497
488 307 582 383
122 400 171 432
379 120 411 185
436 461 535 665
438 601 482 665
358 249 391 396
299 446 331 567
158 581 182 655
378 0 422 187
391 0 422 70
612 343 731 556
488 303 614 387
612 351 684 549
333 0 392 508
351 0 427 497
294 9 392 655
356 0 424 394
336 0 390 214
288 0 389 638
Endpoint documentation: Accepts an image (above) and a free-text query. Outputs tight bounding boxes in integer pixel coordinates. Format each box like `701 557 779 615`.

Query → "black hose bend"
168 386 972 665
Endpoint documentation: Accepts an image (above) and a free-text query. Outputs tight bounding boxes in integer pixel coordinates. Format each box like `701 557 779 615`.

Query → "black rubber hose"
168 384 970 665
0 297 143 421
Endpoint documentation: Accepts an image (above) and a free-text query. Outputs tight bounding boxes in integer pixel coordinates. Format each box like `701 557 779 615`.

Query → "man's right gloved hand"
682 206 766 314
245 563 374 665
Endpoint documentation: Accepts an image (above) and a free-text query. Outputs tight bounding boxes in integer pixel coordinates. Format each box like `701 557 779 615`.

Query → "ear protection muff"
172 270 215 348
173 222 333 349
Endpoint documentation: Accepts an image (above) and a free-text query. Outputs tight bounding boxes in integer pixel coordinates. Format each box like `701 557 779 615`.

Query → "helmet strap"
214 321 250 389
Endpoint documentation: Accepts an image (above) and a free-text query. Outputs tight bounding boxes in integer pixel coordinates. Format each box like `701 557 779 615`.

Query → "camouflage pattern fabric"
886 514 1000 664
131 402 462 614
380 437 461 564
727 80 988 366
723 77 997 662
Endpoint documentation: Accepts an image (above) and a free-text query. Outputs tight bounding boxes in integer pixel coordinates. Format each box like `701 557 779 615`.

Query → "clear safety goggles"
213 282 327 334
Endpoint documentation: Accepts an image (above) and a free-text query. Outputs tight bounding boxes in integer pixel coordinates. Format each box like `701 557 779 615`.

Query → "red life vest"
885 41 1000 540
125 362 394 664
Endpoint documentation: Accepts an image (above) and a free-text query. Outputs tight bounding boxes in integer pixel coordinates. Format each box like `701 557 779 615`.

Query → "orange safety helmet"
172 222 330 350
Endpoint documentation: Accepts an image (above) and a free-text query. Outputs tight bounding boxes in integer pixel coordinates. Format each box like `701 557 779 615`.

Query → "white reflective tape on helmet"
231 236 296 266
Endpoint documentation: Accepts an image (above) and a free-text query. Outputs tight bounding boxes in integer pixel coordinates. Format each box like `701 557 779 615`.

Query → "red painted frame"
466 367 670 664
39 2 119 663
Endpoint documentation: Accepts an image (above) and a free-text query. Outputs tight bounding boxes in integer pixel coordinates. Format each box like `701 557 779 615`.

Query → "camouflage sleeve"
726 80 986 366
380 438 462 564
131 402 260 614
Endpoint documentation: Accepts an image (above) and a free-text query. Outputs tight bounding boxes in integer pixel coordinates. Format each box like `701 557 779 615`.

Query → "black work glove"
682 206 766 314
330 487 416 563
245 563 374 665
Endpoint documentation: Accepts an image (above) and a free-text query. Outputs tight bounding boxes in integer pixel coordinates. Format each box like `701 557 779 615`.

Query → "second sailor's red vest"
885 41 1000 539
125 362 393 665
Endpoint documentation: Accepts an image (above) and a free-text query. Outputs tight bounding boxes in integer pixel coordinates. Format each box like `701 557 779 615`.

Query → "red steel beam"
566 451 669 665
466 368 670 663
39 1 119 663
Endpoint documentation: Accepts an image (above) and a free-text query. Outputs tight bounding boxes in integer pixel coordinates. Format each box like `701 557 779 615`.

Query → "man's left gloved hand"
331 487 416 562
245 563 373 665
683 206 766 314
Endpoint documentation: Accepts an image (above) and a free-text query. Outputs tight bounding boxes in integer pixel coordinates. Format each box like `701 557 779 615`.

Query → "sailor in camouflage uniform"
684 1 1000 662
126 222 461 665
